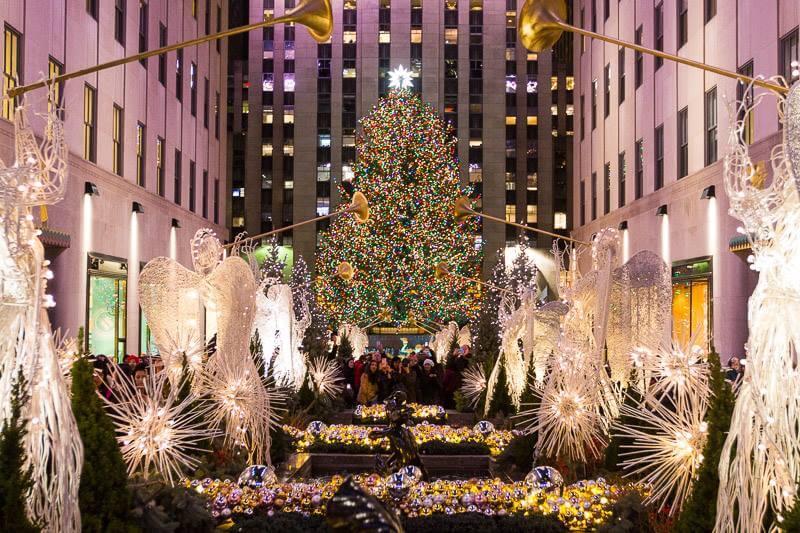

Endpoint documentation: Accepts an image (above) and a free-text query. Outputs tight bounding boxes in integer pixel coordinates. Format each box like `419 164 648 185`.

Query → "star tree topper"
388 64 414 90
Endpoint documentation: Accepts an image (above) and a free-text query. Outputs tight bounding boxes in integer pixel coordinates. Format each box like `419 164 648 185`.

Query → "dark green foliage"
603 378 643 472
131 482 215 533
258 237 287 282
497 435 536 474
471 255 507 366
338 332 354 362
0 370 40 532
229 512 567 532
292 256 330 361
779 496 800 532
269 426 288 466
673 350 736 533
71 357 138 533
487 360 514 417
597 492 655 533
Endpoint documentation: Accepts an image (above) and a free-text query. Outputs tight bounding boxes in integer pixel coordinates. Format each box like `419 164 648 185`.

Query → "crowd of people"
334 342 473 408
87 353 164 401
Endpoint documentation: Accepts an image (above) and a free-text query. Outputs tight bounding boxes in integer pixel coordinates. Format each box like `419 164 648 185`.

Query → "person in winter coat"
358 360 380 405
419 358 441 405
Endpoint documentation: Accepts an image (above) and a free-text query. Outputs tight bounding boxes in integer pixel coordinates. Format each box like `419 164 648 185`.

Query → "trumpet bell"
434 261 450 280
454 196 475 223
349 191 370 223
285 0 333 43
518 0 568 52
336 261 355 281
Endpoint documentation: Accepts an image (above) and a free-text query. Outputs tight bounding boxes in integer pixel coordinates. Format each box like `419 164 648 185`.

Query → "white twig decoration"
307 356 344 400
460 363 487 409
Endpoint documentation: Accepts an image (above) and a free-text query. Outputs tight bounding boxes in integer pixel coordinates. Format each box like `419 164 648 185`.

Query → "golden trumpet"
6 0 333 99
336 261 355 281
223 187 368 249
517 0 786 94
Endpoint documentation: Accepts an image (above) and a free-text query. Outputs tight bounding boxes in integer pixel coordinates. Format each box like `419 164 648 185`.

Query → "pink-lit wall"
1 0 229 356
571 0 799 359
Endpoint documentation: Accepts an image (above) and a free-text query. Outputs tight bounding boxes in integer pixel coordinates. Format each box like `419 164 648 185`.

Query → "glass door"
86 254 128 361
671 258 712 350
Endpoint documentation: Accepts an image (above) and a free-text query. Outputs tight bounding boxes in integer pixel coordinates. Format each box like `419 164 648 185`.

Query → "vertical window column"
317 42 333 233
410 0 423 92
378 0 391 97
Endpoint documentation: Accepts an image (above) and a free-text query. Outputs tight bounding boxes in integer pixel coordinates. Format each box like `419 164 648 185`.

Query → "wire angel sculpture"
715 78 800 532
429 321 459 362
0 86 82 532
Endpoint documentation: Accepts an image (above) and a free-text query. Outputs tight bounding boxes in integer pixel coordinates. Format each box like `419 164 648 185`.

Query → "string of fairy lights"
315 89 482 327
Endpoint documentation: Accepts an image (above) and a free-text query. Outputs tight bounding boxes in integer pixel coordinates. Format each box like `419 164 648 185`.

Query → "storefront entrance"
86 253 128 361
671 257 712 350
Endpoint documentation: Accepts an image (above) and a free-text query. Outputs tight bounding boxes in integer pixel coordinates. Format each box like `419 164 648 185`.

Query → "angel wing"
606 250 671 382
528 301 569 384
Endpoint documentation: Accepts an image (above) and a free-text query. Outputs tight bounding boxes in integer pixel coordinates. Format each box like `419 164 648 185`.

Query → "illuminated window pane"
526 205 537 223
505 205 516 222
262 143 273 156
554 211 567 229
411 29 422 43
445 28 458 44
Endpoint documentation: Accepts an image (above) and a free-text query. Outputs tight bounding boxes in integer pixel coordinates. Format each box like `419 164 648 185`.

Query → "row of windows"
587 0 716 43
579 89 717 223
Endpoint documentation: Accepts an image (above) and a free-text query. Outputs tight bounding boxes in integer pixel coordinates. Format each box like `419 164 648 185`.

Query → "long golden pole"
454 196 590 246
435 261 513 294
6 0 332 99
518 0 787 94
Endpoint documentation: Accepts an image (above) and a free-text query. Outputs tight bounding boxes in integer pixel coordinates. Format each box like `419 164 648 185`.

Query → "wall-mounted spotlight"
701 185 716 200
656 204 668 216
171 218 181 228
618 220 628 230
84 181 99 196
132 201 145 214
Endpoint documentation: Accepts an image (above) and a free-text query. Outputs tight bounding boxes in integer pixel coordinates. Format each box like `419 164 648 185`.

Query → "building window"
112 105 124 175
655 3 664 70
526 205 537 224
705 87 718 165
216 4 222 52
634 26 643 88
156 137 165 196
580 179 586 226
213 178 219 224
87 0 98 19
205 0 211 34
136 123 145 186
115 0 125 44
737 61 755 144
190 63 197 115
591 79 597 130
678 106 689 178
174 149 182 205
604 64 611 118
580 8 586 53
2 25 22 120
780 28 799 83
618 48 626 104
677 0 688 48
176 49 184 102
83 84 97 162
580 94 585 140
603 0 610 21
705 0 716 23
591 172 598 220
603 163 611 215
48 57 64 118
618 151 626 207
554 212 567 230
505 204 516 223
138 2 148 65
158 24 167 85
655 125 664 190
203 78 209 127
591 0 597 32
214 91 220 138
202 170 208 218
635 139 644 199
189 161 196 212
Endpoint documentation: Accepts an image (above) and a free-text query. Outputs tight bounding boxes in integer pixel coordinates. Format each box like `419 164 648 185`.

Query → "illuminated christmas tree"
316 82 482 326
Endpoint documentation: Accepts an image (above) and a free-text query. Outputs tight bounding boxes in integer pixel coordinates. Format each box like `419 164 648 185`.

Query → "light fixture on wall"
618 220 628 230
701 185 716 199
84 181 99 196
132 202 145 214
656 204 668 216
171 218 181 228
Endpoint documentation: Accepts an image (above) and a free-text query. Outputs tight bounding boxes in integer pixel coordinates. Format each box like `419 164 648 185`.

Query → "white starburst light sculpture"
307 356 344 400
646 338 709 411
388 64 414 90
460 363 487 409
102 367 217 485
613 394 709 514
715 78 800 531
